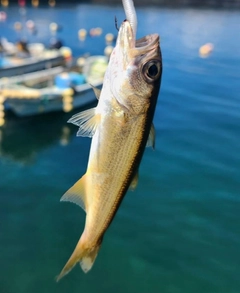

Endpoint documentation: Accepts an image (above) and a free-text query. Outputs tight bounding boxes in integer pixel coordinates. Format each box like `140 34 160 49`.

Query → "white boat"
0 55 108 117
0 41 70 78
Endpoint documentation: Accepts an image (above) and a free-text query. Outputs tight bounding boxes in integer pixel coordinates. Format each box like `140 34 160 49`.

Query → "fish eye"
148 64 158 77
143 60 161 83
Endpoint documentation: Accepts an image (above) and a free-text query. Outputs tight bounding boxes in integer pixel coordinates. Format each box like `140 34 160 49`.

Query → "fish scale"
86 115 146 234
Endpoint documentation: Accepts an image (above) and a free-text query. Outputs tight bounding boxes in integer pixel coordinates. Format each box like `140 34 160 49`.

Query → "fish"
56 0 162 282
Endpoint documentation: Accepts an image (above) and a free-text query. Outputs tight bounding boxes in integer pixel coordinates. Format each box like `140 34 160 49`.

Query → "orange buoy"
199 43 214 58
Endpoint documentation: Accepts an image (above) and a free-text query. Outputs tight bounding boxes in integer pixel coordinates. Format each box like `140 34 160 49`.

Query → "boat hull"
5 83 100 117
0 55 65 78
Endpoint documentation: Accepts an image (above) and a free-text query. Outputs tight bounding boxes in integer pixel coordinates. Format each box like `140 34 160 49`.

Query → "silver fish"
57 0 162 281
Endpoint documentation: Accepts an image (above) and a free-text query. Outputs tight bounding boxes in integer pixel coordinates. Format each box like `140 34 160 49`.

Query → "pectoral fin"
68 107 101 137
60 174 87 212
146 123 155 149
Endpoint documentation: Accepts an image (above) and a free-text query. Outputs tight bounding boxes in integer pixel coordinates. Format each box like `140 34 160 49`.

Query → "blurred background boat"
0 55 108 116
0 41 69 78
0 6 73 77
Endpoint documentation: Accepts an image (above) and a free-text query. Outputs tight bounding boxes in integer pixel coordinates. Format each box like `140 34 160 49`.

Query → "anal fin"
60 174 87 212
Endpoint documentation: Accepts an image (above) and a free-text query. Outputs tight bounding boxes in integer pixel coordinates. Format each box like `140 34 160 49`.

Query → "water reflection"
0 108 89 164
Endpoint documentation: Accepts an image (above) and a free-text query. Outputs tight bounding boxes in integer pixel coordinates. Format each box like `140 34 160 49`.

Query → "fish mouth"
135 33 159 54
118 20 159 54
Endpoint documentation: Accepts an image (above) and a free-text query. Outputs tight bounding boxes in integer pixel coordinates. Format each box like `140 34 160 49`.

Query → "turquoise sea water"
0 4 240 293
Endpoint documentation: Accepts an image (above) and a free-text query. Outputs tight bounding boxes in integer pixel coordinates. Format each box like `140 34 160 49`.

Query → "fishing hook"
114 16 119 31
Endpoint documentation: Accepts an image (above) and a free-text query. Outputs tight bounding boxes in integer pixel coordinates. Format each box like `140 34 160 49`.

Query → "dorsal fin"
90 84 101 100
129 171 139 190
60 174 87 212
146 123 155 149
68 107 101 137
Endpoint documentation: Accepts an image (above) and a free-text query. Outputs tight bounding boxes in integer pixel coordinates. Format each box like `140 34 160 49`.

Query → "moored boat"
0 55 108 117
0 41 71 78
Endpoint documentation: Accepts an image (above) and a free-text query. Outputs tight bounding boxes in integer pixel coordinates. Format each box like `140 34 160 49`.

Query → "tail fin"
56 237 101 282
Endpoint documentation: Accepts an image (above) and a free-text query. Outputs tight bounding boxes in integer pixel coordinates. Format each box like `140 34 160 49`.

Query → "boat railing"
0 66 64 87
